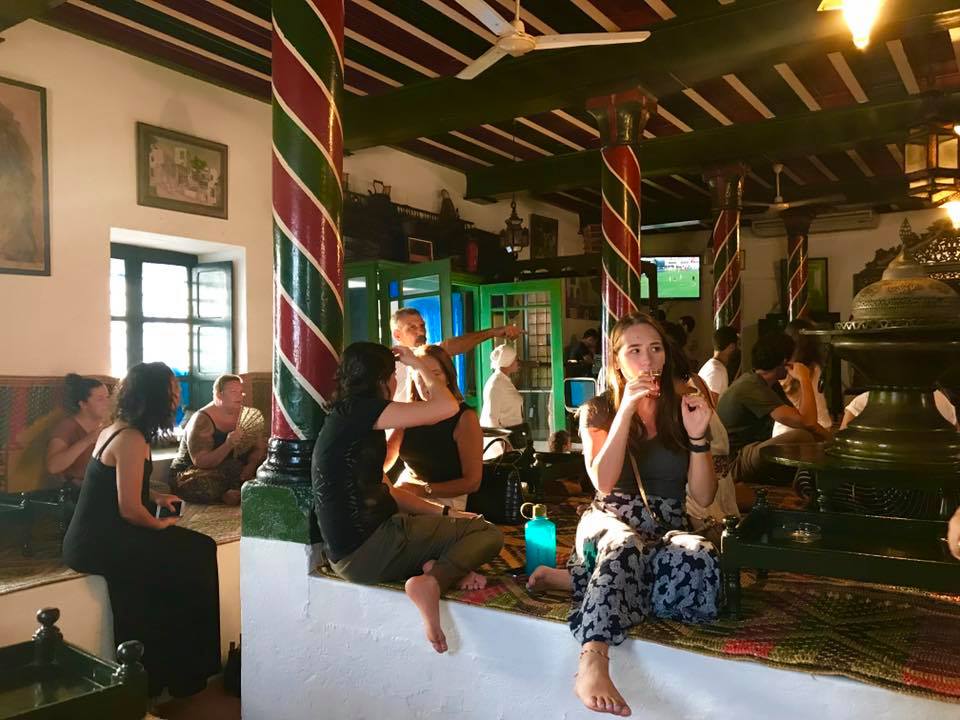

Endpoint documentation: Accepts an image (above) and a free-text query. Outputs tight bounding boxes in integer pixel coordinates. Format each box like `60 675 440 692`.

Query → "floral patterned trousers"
568 492 720 646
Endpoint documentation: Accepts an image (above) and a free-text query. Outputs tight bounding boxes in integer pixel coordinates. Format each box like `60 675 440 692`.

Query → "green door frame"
479 278 566 434
343 260 381 345
377 258 453 345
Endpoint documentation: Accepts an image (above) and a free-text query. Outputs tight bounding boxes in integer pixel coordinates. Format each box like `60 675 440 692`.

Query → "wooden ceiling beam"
1 0 65 31
342 0 960 150
465 93 960 198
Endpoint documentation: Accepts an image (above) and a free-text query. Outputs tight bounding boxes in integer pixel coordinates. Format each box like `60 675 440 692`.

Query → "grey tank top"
581 393 689 499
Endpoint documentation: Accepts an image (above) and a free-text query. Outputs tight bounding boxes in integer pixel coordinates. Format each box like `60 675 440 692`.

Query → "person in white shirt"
840 389 958 429
479 344 523 428
698 325 739 404
390 308 521 400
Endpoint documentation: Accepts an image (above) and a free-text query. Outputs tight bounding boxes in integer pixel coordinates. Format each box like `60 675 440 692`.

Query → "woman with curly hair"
526 314 720 717
63 362 221 702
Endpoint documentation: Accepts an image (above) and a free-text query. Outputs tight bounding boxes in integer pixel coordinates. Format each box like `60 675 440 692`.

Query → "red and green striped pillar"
705 165 747 331
586 90 655 350
782 209 813 320
245 0 344 541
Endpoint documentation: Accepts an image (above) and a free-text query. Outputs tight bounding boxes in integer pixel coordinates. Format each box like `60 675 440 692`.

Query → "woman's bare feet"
574 644 631 716
526 565 573 593
457 570 487 591
405 563 447 653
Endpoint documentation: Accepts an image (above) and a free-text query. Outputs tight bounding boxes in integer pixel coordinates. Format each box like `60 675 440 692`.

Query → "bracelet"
442 505 450 516
689 443 711 453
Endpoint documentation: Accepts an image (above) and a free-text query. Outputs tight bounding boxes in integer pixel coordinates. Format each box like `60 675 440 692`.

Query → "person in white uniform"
479 344 524 456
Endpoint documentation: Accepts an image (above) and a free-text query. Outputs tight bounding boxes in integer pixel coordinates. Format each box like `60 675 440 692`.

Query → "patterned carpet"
0 503 240 596
320 481 960 704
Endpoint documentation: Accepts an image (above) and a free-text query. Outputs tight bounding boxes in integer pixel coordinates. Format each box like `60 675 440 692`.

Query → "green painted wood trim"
342 0 960 150
343 261 381 345
241 480 316 544
479 279 566 434
465 94 960 198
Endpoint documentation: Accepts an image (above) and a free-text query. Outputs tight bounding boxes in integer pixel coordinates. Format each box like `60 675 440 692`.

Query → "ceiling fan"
742 163 845 214
454 0 651 80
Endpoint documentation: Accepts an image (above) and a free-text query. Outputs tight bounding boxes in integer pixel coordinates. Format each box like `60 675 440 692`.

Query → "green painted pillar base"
241 480 318 545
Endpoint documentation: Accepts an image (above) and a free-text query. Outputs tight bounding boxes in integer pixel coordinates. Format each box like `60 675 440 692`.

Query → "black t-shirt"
312 395 398 562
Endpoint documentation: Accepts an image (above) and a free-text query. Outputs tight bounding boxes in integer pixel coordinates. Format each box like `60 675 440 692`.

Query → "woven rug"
0 503 240 596
319 483 960 704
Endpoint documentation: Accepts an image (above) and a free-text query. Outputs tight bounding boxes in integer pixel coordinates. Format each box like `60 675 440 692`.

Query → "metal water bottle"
521 502 556 576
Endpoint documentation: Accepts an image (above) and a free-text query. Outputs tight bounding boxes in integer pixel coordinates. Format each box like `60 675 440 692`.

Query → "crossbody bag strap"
628 452 661 525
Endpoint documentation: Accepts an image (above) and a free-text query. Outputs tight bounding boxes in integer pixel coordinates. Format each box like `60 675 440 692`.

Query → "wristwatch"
423 483 433 496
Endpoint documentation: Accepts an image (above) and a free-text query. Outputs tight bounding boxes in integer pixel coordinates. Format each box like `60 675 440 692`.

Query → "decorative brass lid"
839 246 960 330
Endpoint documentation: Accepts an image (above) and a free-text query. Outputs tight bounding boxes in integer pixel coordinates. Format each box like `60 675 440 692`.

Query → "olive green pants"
330 514 503 592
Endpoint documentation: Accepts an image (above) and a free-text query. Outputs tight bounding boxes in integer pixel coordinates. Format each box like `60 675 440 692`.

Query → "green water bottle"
521 502 557 576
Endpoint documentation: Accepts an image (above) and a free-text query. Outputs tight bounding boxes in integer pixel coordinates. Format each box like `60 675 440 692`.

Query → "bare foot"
457 570 487 591
527 566 573 593
574 647 631 717
404 574 447 653
222 489 241 506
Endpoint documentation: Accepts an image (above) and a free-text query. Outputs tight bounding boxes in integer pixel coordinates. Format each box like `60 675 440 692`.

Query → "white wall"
241 537 956 720
0 21 273 376
343 146 583 260
0 22 582 378
641 207 949 367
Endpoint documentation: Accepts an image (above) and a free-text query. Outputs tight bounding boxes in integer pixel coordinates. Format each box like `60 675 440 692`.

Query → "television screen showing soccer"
640 256 701 300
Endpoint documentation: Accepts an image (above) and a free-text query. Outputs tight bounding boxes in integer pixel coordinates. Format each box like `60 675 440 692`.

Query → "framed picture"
137 122 228 219
530 213 558 259
779 256 829 313
0 76 50 276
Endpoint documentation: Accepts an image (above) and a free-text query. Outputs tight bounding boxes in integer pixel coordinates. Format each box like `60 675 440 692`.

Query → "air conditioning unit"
749 209 879 238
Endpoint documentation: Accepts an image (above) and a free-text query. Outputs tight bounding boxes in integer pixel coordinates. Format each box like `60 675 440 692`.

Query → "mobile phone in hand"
156 501 184 519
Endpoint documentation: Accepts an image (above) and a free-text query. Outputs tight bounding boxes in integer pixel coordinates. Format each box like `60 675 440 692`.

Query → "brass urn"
812 247 960 470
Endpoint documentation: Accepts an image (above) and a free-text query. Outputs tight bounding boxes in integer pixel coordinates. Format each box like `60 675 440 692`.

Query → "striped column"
586 91 655 356
782 209 812 320
705 165 747 332
261 0 344 483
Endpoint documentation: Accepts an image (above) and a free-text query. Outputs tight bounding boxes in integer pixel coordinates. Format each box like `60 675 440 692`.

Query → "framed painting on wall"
137 122 228 219
779 256 829 313
0 76 50 276
530 213 558 259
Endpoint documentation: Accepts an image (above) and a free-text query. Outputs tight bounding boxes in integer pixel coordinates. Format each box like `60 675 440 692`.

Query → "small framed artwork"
530 213 559 259
137 122 228 219
0 76 50 276
779 256 829 313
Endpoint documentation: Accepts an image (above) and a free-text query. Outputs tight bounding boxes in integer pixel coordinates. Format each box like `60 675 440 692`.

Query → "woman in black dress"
63 362 221 700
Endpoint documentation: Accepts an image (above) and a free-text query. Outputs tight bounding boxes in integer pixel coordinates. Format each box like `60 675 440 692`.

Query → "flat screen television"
640 255 701 300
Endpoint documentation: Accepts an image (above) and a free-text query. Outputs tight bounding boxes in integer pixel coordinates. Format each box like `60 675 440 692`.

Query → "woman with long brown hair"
385 345 484 513
526 313 720 717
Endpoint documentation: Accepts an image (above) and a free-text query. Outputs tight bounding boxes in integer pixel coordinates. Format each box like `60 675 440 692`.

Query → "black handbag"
466 438 525 524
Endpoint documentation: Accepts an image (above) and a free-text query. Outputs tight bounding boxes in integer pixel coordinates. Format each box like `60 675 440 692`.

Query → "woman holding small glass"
525 313 720 717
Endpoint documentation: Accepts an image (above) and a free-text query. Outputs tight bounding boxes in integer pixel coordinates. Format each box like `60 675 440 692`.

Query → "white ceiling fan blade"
778 194 846 210
453 0 514 37
456 46 509 79
741 201 775 208
534 30 651 50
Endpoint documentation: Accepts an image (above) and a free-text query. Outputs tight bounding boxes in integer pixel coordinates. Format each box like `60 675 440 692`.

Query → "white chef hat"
490 343 517 369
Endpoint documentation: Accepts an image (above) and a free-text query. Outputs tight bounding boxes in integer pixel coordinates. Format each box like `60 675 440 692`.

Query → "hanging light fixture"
499 122 530 257
943 195 960 229
817 0 884 50
499 198 530 256
904 116 960 205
